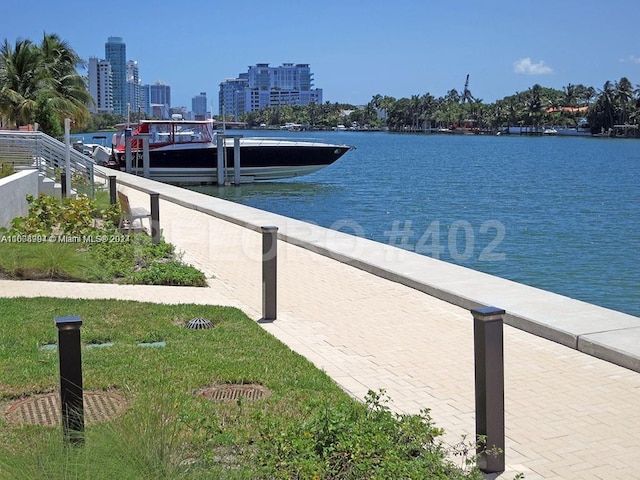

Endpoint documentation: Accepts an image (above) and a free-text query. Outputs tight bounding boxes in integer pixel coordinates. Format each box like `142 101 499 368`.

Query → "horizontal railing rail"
0 131 96 196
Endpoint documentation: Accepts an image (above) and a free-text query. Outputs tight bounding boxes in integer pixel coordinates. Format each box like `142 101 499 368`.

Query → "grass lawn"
0 297 483 479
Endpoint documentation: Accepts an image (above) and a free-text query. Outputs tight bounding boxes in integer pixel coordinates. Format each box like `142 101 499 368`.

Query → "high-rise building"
126 60 141 115
219 78 248 119
105 37 127 116
219 63 322 117
87 57 113 114
192 92 208 119
148 81 171 119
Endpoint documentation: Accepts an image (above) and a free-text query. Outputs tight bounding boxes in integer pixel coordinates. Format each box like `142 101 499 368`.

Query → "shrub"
131 261 207 286
254 390 483 479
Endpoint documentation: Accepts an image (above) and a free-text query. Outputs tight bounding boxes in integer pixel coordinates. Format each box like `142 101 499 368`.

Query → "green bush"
255 390 483 479
131 261 207 286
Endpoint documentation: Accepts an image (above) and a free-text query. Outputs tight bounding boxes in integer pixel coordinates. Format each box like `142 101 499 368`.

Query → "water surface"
195 130 639 317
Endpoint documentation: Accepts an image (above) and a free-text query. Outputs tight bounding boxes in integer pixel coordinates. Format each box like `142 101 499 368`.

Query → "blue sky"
3 0 640 109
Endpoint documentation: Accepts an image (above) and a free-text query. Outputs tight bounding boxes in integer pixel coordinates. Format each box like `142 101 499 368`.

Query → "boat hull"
112 140 351 184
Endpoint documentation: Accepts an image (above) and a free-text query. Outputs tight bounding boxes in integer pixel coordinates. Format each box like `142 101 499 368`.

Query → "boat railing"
0 130 96 197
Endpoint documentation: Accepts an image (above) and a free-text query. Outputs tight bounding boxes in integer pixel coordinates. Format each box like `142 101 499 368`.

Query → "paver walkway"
3 187 640 479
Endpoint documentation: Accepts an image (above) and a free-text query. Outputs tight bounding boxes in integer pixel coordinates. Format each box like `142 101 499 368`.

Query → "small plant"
0 162 15 179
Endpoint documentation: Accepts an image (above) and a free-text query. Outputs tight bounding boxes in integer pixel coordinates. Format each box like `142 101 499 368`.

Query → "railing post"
109 176 117 205
64 118 71 198
471 306 505 473
150 192 160 245
54 315 84 446
261 226 278 321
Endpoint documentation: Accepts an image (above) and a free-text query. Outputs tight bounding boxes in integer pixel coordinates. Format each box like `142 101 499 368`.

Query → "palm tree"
0 38 42 128
614 77 634 124
0 34 91 133
588 81 616 132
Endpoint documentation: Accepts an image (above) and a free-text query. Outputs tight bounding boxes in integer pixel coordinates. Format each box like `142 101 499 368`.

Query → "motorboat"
554 118 591 136
105 119 352 184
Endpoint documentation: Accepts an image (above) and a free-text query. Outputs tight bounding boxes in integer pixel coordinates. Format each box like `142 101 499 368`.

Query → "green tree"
0 34 91 133
0 38 42 128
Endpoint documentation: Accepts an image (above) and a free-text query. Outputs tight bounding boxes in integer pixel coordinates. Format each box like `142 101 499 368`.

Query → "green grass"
0 297 483 479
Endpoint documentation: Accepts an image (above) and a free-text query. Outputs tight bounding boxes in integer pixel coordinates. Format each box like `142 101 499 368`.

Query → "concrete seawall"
103 168 640 374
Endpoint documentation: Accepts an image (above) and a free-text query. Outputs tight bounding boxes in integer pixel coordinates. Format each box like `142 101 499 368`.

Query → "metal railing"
0 130 96 196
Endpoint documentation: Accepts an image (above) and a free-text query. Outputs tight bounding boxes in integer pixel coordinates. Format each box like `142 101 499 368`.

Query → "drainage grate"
185 318 214 330
198 384 271 403
5 391 128 426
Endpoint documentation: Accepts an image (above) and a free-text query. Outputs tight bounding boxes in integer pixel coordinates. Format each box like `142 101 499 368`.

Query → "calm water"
189 130 639 317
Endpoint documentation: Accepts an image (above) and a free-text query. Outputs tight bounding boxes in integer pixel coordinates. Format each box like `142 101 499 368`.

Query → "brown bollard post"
150 192 160 245
109 176 117 205
54 316 84 446
471 306 505 473
261 226 278 321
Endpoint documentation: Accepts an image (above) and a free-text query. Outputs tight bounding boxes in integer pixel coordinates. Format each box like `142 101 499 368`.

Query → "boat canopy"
113 120 215 152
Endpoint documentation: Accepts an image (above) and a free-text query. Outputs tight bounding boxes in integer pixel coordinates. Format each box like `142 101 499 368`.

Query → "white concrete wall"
0 169 39 229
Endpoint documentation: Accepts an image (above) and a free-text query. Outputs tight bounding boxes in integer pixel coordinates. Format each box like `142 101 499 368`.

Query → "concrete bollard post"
233 137 241 185
108 176 117 205
124 128 132 173
141 135 150 178
216 135 225 185
54 315 84 446
471 306 505 473
150 192 160 245
262 226 278 321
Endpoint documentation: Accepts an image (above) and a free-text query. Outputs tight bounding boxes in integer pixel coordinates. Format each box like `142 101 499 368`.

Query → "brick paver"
3 187 640 480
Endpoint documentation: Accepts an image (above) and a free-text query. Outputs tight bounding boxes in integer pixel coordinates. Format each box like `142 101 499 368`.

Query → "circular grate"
5 391 128 426
185 318 214 330
198 383 270 403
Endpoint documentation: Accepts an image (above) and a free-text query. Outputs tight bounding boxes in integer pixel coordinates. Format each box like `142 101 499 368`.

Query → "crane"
461 74 474 105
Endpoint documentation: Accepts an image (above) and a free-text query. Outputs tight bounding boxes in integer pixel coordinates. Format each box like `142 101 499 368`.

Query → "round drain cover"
198 383 270 403
185 318 214 329
5 391 128 426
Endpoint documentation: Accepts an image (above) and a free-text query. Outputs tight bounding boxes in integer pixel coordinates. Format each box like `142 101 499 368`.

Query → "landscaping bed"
0 191 206 286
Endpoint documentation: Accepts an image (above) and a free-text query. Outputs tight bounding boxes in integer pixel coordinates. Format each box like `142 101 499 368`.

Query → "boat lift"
124 129 245 185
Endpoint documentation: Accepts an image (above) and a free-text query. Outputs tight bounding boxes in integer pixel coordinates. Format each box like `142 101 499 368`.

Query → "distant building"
87 57 113 114
219 78 248 119
192 92 208 120
105 37 127 116
126 60 142 115
219 63 322 117
148 82 171 119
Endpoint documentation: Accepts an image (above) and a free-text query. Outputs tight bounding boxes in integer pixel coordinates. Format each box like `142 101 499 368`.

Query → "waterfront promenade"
2 173 640 479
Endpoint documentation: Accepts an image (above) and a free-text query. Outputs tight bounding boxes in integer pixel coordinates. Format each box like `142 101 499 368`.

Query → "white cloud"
620 55 640 64
513 57 553 75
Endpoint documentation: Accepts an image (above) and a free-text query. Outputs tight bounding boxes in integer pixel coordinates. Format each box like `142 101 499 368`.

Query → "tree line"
242 80 640 135
1 34 639 136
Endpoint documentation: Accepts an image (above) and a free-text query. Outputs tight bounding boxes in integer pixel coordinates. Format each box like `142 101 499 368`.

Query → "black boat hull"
113 142 351 184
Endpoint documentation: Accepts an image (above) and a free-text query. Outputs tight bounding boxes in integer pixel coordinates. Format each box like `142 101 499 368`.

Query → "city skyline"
3 0 640 109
